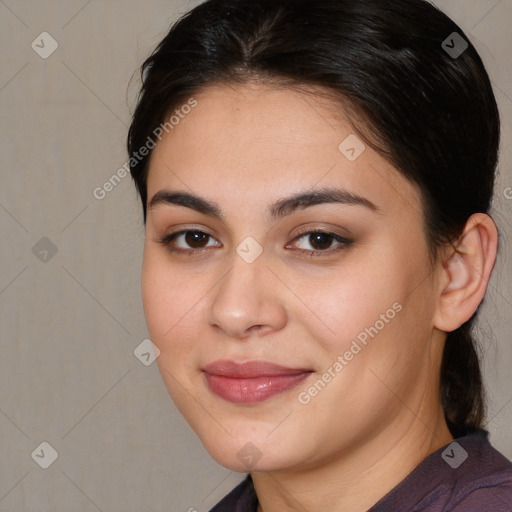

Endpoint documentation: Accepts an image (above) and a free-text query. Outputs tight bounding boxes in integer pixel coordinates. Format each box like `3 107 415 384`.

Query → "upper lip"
202 360 313 378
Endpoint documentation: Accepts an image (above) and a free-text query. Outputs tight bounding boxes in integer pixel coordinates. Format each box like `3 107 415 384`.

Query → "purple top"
210 428 512 511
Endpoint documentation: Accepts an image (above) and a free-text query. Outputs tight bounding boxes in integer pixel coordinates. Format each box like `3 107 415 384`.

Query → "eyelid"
291 224 352 240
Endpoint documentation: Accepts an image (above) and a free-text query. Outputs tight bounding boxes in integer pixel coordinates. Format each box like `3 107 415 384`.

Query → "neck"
253 410 453 512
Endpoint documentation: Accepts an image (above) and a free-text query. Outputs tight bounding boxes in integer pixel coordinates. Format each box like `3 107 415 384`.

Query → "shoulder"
446 432 512 511
371 428 512 511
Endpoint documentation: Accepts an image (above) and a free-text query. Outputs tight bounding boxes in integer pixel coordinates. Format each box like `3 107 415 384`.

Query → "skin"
141 83 498 512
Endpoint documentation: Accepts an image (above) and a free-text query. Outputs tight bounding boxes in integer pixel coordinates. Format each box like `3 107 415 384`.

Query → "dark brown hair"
127 0 500 435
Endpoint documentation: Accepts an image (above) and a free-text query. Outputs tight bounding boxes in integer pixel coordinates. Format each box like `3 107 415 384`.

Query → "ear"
433 213 498 333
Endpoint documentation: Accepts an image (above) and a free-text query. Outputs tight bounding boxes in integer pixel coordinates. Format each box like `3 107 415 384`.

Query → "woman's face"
142 83 447 472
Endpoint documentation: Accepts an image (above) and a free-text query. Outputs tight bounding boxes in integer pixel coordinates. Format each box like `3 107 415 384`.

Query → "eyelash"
157 228 353 257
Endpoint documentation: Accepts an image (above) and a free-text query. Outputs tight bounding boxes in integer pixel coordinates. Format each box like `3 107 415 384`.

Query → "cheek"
141 252 201 403
141 251 168 339
289 257 406 355
141 248 189 343
141 247 212 365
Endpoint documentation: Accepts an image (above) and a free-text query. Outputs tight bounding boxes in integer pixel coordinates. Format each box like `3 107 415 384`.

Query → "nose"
207 253 288 340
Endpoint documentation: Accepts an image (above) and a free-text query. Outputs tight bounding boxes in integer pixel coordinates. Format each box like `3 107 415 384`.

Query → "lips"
202 360 313 403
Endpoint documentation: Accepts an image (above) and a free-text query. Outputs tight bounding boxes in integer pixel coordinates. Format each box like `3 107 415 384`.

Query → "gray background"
0 0 511 510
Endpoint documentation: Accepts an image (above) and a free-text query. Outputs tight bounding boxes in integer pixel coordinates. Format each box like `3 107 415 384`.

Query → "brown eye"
184 231 210 248
288 230 353 255
158 230 221 254
308 233 335 250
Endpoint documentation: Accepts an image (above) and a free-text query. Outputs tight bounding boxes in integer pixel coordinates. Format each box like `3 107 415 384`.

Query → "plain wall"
0 0 511 510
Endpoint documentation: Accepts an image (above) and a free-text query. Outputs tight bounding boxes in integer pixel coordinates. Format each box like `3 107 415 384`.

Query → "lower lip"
204 372 311 403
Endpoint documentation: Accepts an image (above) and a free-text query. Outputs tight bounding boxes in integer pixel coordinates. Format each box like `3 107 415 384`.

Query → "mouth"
202 360 314 404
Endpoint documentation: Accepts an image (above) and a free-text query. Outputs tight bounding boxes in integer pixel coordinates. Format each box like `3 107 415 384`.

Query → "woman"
127 0 512 510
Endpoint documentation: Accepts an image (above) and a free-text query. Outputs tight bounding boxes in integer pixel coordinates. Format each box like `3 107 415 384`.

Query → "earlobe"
434 214 498 333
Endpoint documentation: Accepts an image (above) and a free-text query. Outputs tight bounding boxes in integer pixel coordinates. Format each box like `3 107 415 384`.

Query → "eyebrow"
147 187 381 221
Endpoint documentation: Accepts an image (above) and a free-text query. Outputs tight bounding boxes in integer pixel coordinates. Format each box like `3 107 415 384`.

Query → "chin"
197 426 304 473
208 448 294 473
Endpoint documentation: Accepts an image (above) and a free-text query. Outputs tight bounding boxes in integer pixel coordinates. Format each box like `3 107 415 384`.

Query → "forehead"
147 83 423 219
